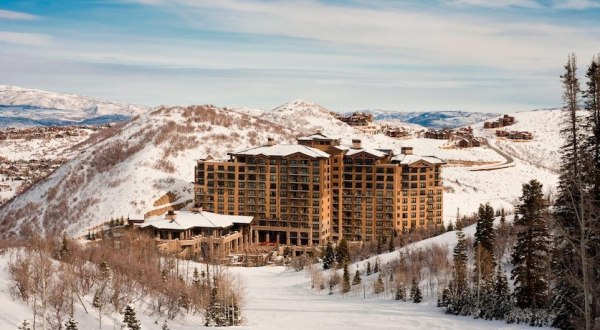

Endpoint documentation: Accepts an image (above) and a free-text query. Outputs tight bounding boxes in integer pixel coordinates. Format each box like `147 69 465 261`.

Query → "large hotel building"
194 133 444 247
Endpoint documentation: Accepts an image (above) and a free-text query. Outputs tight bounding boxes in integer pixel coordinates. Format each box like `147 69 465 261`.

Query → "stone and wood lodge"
136 209 254 259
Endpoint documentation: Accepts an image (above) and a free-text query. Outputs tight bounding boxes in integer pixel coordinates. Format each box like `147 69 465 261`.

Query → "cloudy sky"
0 0 599 112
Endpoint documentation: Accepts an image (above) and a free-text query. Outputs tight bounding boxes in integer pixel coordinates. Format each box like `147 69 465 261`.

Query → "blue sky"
0 0 599 112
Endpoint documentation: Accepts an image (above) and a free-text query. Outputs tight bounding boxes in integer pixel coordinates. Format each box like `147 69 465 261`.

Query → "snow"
232 143 330 158
0 100 562 237
0 85 148 127
0 215 548 329
474 109 565 172
0 131 93 161
141 210 253 230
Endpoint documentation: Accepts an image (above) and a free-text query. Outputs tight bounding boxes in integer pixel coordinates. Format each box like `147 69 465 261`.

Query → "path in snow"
470 138 515 172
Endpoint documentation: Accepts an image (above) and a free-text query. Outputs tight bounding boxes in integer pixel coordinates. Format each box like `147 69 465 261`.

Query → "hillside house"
423 129 453 140
139 209 254 258
452 137 483 148
484 114 516 129
384 126 410 138
495 130 533 140
335 112 374 126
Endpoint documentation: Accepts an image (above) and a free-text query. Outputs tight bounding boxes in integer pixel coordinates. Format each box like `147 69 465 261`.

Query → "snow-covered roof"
297 132 337 141
140 210 253 231
231 144 330 158
335 145 388 158
392 154 445 165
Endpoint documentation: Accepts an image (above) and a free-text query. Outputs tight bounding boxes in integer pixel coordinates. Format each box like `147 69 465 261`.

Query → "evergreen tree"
373 258 380 273
446 221 455 232
410 277 422 303
335 238 350 265
583 55 600 206
352 268 362 285
92 290 101 308
511 180 550 310
395 282 406 301
17 320 32 330
161 320 170 330
388 234 395 252
374 273 385 294
473 203 496 286
376 237 383 255
552 53 591 330
342 263 351 294
64 317 78 330
205 278 225 327
492 267 511 320
59 233 70 260
322 242 335 270
366 261 372 275
122 305 141 330
453 228 468 292
99 261 110 279
500 208 506 224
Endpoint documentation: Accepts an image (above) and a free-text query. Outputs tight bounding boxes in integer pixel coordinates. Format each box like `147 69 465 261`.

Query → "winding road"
470 138 515 172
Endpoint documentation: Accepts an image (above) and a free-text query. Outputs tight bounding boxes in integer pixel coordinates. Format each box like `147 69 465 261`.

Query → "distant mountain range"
0 85 147 127
347 109 499 128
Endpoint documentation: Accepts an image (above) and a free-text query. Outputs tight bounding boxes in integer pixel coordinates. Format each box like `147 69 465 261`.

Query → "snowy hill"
0 105 296 237
0 98 561 238
0 85 147 127
347 109 499 128
474 108 564 172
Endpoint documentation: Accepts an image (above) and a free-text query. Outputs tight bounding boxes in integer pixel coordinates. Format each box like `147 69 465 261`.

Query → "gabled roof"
335 145 389 158
140 210 253 231
297 132 337 141
231 144 330 158
392 154 445 165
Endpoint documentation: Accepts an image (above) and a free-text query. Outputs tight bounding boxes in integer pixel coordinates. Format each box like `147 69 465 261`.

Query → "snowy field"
0 218 548 330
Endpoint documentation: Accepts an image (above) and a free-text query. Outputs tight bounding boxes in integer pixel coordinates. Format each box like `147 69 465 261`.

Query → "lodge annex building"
194 133 445 247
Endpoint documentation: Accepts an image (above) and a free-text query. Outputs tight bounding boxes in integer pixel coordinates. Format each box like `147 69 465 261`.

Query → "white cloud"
0 31 51 46
0 9 37 20
442 0 541 8
142 0 599 73
552 0 600 9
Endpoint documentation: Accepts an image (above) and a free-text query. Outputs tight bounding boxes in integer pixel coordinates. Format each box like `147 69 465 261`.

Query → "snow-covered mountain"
0 105 296 237
349 109 499 128
0 85 148 127
0 96 561 239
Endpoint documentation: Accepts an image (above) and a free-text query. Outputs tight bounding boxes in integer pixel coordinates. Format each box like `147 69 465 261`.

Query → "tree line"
5 230 244 329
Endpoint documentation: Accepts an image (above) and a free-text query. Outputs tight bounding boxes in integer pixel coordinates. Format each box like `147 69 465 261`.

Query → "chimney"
165 210 177 221
352 139 362 149
190 205 203 213
267 137 276 146
401 147 413 155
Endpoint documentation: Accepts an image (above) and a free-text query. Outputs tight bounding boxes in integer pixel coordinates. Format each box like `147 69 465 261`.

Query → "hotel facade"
194 133 445 247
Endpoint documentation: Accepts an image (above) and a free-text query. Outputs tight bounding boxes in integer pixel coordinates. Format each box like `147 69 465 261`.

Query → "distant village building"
384 126 411 138
484 114 516 129
423 129 453 140
335 112 374 127
495 130 533 140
